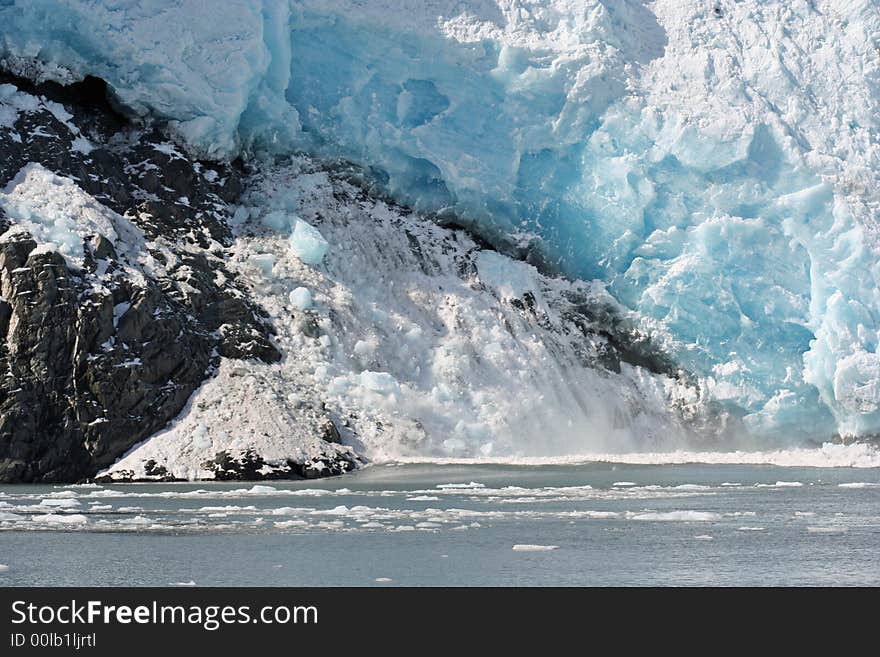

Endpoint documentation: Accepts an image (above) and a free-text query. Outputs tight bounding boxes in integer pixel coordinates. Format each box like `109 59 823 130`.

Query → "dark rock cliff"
0 73 283 482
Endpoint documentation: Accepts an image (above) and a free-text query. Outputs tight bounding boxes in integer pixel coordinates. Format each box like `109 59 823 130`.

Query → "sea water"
1 463 878 586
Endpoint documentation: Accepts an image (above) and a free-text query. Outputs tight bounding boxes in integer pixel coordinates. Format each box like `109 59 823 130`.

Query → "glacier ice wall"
2 0 880 440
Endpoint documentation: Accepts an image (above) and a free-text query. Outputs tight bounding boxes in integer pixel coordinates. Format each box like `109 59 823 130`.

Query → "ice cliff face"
2 0 880 442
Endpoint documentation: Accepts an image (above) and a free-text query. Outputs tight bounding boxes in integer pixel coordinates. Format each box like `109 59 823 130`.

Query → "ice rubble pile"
2 0 880 439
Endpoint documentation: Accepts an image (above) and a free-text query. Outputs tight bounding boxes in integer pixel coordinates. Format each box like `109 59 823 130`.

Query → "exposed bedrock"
0 72 291 482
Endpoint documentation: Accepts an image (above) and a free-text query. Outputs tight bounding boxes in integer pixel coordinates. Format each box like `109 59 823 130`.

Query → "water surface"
1 463 878 586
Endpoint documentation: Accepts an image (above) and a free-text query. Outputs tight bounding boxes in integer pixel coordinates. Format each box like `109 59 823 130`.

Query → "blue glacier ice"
2 0 880 441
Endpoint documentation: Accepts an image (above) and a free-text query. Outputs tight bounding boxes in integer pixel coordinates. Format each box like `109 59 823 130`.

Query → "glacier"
2 0 880 441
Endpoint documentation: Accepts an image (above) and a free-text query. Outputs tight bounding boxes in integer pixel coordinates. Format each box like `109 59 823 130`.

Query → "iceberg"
2 0 880 440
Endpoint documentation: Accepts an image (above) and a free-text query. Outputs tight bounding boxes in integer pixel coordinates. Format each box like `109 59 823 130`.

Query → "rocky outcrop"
0 72 286 482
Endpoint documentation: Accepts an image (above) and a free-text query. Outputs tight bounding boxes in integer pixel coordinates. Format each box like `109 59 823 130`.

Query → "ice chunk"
353 339 376 361
359 371 399 395
39 498 80 508
476 251 537 301
288 286 313 310
512 545 559 551
627 511 720 521
248 253 276 276
289 219 328 265
30 513 89 525
245 485 278 495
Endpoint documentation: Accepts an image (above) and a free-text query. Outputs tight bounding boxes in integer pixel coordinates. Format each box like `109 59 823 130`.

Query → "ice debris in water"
512 545 559 551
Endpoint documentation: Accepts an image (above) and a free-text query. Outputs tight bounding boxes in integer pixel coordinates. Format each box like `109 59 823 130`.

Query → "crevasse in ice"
2 0 879 439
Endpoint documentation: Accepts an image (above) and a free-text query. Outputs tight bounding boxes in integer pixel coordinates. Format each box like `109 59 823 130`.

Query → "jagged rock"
0 72 285 482
197 448 358 481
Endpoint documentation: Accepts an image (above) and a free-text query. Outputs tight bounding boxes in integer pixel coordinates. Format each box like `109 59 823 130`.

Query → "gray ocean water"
1 463 878 586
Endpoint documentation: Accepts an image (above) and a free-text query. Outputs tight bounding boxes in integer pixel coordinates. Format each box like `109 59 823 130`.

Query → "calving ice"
1 0 879 487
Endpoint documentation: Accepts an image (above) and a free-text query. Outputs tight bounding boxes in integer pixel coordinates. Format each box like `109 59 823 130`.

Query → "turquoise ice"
2 0 879 439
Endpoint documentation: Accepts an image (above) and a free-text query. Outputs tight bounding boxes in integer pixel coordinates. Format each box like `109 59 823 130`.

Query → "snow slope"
3 1 880 440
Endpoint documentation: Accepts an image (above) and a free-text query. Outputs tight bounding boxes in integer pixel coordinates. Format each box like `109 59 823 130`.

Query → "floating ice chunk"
838 482 880 489
289 286 313 310
693 535 714 541
406 496 440 502
512 545 559 551
612 482 637 487
39 498 80 508
807 526 848 534
169 580 197 587
359 370 399 394
274 520 309 528
245 485 278 495
31 513 88 525
374 577 393 582
736 526 766 532
627 511 720 521
0 564 8 572
289 218 328 265
321 505 350 516
436 482 485 490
